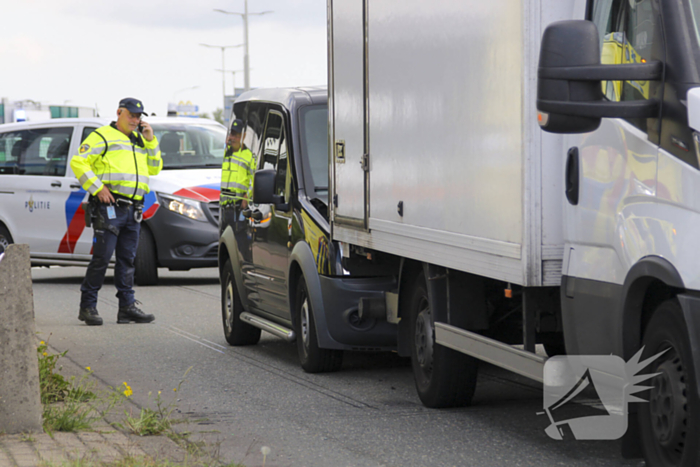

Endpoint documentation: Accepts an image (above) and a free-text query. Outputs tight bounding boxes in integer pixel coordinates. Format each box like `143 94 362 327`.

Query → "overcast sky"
0 0 327 119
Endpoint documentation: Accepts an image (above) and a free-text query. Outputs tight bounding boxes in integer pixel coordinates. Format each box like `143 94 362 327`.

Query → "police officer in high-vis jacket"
221 119 256 262
221 119 255 208
70 98 162 326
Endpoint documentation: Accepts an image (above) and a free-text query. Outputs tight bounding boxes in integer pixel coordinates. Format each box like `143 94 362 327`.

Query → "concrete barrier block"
0 244 43 433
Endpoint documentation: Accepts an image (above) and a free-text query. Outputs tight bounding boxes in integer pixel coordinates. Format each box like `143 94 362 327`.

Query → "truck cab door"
562 0 663 355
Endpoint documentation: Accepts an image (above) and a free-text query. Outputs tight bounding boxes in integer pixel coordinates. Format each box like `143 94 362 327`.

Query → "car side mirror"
253 169 289 211
537 20 662 134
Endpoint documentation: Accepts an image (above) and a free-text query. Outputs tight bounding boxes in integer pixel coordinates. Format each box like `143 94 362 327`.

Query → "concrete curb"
0 244 42 434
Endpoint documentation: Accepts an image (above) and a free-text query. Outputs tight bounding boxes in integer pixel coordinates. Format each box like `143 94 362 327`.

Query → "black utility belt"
111 195 143 207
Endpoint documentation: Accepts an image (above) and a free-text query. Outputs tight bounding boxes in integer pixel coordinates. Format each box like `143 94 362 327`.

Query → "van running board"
240 312 295 342
434 322 546 383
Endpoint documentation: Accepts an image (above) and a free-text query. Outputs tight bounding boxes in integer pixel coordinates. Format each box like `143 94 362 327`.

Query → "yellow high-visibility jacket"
221 145 255 199
70 123 162 200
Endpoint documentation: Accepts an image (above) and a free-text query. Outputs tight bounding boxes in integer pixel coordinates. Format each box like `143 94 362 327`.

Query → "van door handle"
51 181 62 188
565 147 579 206
70 183 81 189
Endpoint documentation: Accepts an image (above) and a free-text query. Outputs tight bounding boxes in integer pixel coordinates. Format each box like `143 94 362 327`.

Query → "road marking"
167 327 225 354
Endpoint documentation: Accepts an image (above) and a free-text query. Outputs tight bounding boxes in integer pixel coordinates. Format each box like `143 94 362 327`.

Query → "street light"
215 69 245 95
199 43 243 100
214 2 273 91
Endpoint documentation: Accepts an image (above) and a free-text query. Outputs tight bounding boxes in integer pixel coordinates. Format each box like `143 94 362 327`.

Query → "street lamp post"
215 69 245 96
199 43 243 101
214 2 273 92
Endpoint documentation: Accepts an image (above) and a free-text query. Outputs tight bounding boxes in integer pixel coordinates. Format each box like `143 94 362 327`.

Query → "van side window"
261 111 289 200
82 127 98 142
593 0 661 133
0 131 23 175
0 127 72 176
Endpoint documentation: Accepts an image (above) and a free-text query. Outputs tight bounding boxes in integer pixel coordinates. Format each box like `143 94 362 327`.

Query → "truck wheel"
135 226 158 286
639 299 700 467
409 271 478 408
294 276 343 373
221 259 260 346
0 224 13 255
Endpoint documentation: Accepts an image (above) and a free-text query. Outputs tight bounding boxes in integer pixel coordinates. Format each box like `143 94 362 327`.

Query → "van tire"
0 224 13 255
135 226 158 286
409 271 478 408
639 300 700 467
221 259 260 345
295 276 343 373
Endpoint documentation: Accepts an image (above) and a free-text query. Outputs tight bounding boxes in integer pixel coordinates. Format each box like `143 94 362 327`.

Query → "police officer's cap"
119 97 146 115
230 119 244 134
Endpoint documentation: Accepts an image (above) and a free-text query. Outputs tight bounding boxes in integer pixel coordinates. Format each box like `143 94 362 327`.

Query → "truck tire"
0 224 13 255
134 226 158 286
221 259 260 346
294 276 343 373
409 271 478 408
639 299 700 467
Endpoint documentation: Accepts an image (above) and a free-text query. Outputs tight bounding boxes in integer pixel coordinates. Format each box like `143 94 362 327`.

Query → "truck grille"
207 201 220 224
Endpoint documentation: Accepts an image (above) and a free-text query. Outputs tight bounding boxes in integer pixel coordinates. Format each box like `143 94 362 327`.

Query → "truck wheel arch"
621 256 684 360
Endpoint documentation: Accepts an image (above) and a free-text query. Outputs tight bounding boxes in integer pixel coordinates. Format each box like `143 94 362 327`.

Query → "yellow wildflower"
40 341 45 345
173 388 177 392
85 366 91 371
42 352 48 356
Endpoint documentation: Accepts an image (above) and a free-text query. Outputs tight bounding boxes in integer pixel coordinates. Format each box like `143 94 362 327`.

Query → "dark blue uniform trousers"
80 203 140 309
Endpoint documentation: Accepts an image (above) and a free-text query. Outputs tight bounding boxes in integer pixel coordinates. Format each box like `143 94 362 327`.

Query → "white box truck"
328 0 700 464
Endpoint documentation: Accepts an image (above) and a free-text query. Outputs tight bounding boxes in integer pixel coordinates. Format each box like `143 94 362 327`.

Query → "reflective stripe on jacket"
70 124 162 200
221 146 255 199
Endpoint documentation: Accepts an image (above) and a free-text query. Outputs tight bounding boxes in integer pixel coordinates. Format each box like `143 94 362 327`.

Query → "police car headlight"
157 193 206 222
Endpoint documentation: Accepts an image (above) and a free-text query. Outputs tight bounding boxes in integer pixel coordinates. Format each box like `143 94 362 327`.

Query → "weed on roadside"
116 368 192 437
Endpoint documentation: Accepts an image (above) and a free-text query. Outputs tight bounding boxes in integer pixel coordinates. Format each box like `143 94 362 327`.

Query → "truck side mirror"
253 169 289 211
537 20 662 134
687 87 700 132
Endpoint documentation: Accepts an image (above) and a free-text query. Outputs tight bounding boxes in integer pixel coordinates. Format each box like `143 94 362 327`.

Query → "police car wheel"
408 270 478 408
221 259 260 346
294 276 343 373
134 226 158 286
0 224 13 255
639 300 700 467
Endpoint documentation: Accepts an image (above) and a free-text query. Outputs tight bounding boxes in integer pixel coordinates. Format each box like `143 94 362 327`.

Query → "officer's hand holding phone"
138 119 155 142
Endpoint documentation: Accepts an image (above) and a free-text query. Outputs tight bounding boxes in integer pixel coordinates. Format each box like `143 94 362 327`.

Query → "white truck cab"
0 116 226 284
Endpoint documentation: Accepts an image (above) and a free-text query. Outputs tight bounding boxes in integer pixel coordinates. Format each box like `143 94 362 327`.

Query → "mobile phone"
137 121 144 133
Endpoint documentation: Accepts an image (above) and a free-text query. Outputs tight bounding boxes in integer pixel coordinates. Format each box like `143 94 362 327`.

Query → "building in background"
0 98 96 124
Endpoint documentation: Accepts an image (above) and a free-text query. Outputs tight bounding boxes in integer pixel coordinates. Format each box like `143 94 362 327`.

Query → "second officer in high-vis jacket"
70 98 162 326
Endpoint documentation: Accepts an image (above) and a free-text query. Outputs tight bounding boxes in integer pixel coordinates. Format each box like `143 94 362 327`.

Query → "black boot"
117 301 155 324
78 307 103 326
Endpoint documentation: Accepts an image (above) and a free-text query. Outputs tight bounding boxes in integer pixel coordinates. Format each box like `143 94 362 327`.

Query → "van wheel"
221 259 260 346
639 299 700 467
135 226 158 286
409 271 478 408
0 225 13 255
295 276 343 373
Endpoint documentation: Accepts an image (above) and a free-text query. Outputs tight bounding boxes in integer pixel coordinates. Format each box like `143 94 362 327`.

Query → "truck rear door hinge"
360 153 369 172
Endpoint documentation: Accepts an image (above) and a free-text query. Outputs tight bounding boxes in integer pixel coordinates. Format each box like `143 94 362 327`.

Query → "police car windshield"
299 105 328 193
151 123 227 169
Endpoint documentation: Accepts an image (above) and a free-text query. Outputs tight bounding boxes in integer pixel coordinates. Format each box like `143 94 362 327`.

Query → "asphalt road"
31 266 643 467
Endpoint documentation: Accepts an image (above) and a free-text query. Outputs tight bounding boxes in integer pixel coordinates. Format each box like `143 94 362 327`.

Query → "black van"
217 87 396 372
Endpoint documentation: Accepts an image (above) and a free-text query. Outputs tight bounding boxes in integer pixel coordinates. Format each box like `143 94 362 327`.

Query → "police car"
0 116 226 284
